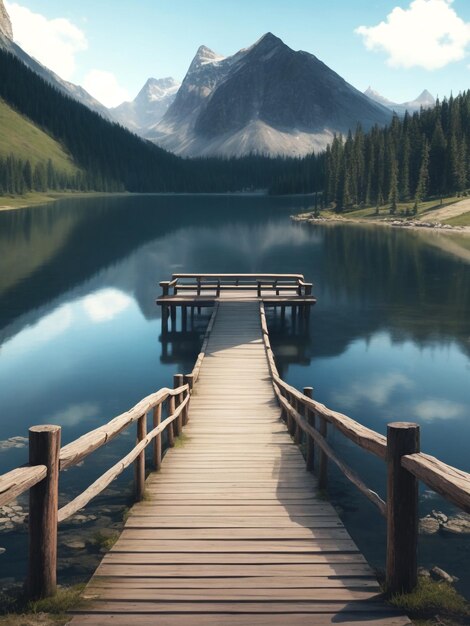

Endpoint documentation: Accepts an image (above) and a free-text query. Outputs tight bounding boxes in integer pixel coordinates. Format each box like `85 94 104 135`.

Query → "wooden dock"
6 274 469 622
70 300 410 625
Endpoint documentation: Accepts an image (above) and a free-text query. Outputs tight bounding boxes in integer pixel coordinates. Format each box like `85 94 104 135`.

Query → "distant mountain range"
143 33 392 158
0 0 436 159
364 87 435 116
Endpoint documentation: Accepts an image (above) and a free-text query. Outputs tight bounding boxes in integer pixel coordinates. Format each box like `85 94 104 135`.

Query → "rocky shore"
420 510 470 536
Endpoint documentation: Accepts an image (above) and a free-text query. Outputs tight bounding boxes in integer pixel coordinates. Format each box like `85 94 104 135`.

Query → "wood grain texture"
70 301 406 626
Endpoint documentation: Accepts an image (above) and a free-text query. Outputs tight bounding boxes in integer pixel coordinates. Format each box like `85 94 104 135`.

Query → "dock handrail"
260 302 470 594
159 273 313 297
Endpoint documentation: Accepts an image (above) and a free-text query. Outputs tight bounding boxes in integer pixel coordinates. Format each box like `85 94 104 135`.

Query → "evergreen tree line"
0 154 124 195
272 92 470 210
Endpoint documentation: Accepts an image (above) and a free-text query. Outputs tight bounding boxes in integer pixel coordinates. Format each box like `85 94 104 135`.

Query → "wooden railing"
260 303 470 594
160 273 313 297
0 328 215 599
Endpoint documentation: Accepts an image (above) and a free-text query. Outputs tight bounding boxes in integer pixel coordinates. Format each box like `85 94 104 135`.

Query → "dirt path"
419 198 470 222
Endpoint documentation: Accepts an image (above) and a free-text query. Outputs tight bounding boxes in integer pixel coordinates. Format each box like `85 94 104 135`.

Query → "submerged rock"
441 513 470 535
431 566 459 584
419 515 440 535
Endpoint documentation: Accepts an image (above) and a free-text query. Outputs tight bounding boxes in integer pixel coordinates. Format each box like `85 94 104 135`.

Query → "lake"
0 194 469 595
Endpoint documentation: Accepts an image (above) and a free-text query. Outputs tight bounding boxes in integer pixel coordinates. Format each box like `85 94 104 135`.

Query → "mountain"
0 0 110 119
364 87 435 116
110 77 180 132
147 33 392 158
0 0 12 39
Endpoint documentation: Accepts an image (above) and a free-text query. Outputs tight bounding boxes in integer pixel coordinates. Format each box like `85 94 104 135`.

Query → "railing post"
386 422 420 594
183 374 194 425
168 395 176 447
294 398 302 445
286 392 295 436
28 425 61 600
134 414 146 502
160 281 170 297
174 374 184 436
153 404 162 471
257 281 261 297
318 416 328 490
304 387 315 472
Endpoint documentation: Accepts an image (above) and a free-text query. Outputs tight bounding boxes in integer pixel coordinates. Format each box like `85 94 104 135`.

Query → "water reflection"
0 195 469 593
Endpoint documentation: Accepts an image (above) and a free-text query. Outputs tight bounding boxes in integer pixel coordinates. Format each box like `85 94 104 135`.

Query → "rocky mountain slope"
146 33 391 158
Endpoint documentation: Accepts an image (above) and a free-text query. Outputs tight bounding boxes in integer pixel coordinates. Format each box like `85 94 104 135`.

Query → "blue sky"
5 0 470 106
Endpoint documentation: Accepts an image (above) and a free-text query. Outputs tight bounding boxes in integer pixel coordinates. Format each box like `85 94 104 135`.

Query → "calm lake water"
0 195 469 595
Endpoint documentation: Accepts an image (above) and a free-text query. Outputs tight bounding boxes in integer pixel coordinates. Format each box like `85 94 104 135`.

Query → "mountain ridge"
147 32 391 158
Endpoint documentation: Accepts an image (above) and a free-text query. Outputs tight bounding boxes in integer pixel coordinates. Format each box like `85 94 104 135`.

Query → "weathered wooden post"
318 415 328 490
182 306 187 332
174 374 184 436
170 306 177 331
167 395 176 447
134 414 147 501
162 305 169 334
286 392 295 436
304 387 315 472
183 374 194 425
386 422 420 594
153 404 162 471
160 281 170 297
257 281 262 297
294 397 302 445
28 425 61 600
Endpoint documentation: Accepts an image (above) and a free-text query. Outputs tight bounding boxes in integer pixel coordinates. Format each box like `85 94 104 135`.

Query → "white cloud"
334 372 413 409
413 398 466 422
83 70 130 107
5 2 88 79
82 289 132 323
356 0 470 70
49 403 98 426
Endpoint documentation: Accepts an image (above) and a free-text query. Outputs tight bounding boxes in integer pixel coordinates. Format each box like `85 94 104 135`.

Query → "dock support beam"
386 422 420 594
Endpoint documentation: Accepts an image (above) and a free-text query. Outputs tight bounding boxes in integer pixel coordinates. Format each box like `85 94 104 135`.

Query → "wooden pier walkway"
70 300 410 625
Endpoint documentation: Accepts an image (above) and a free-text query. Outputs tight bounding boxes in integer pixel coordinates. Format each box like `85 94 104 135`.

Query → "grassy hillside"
0 98 78 175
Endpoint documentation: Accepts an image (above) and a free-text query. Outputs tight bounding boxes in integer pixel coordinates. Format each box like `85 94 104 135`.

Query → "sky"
4 0 470 107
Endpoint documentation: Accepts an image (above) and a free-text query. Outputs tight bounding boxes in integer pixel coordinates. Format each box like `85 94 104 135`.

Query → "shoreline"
292 212 470 235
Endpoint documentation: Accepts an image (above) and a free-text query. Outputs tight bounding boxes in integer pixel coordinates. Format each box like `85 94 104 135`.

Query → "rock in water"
441 513 470 535
0 0 13 39
419 515 440 535
431 566 459 584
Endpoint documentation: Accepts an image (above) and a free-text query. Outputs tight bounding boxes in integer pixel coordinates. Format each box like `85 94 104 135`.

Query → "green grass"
0 99 78 175
388 577 470 620
91 530 119 552
174 433 191 448
0 585 86 625
445 212 470 227
339 196 462 221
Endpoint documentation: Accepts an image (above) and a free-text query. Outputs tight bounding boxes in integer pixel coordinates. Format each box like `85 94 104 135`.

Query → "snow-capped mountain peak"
136 77 180 104
110 76 181 132
364 86 435 115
